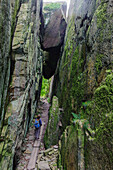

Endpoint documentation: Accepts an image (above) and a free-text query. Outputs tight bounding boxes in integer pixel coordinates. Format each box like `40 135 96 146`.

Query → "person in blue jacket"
34 114 42 140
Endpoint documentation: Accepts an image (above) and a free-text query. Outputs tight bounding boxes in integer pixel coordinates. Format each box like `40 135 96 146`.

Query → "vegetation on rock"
44 3 61 11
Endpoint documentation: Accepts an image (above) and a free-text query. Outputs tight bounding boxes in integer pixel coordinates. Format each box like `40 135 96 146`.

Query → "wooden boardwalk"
27 122 45 170
16 99 50 170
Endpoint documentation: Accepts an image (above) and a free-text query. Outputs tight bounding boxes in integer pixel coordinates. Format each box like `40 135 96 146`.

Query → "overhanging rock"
42 7 67 79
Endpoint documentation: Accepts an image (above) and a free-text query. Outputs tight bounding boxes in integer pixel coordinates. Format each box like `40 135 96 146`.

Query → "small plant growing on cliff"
71 112 80 121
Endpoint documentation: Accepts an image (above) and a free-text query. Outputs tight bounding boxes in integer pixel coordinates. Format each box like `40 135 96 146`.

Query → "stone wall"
50 0 113 169
0 0 43 169
0 0 21 135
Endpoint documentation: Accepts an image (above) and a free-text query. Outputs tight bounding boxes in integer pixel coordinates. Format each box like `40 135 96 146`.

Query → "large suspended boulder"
42 6 67 79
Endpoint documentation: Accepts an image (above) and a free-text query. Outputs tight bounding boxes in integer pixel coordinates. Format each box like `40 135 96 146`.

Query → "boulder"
42 8 66 79
38 161 50 170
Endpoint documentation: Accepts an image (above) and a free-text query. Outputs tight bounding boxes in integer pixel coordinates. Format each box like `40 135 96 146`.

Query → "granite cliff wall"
0 0 21 136
48 0 113 169
0 0 43 169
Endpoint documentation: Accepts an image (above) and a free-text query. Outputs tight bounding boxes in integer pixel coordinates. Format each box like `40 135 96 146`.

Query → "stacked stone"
37 144 59 170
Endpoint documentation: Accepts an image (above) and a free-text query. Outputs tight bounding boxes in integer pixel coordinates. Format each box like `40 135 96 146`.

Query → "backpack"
34 119 40 129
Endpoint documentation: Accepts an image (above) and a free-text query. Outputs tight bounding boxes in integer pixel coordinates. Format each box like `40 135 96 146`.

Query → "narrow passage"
16 99 50 170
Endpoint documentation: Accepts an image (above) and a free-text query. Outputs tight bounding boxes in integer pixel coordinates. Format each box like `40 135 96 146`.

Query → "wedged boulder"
42 9 66 49
42 7 66 79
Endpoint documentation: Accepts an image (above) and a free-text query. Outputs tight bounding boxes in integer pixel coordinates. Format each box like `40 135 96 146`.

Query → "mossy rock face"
44 96 61 148
85 71 113 169
52 0 113 125
51 0 113 169
58 125 78 170
53 16 87 129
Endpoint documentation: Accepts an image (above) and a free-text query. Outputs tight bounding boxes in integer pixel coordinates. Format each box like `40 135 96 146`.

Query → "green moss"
95 2 109 42
44 96 60 148
57 17 87 128
70 45 86 110
95 54 104 74
58 125 78 169
0 142 4 154
85 72 113 167
96 3 107 29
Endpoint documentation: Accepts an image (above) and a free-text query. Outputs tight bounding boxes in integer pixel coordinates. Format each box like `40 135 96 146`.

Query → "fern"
71 112 80 120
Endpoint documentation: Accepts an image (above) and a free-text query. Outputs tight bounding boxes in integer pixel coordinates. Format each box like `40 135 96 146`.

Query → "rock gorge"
0 0 113 169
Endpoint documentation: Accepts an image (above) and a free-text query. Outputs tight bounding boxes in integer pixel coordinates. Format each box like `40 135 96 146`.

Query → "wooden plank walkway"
27 122 45 170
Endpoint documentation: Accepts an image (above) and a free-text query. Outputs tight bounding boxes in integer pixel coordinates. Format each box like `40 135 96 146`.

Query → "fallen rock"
43 148 53 156
24 150 31 154
48 150 54 155
38 161 50 169
37 153 43 164
53 145 58 149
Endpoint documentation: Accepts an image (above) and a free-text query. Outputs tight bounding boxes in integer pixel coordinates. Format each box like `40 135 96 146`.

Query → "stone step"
38 161 50 170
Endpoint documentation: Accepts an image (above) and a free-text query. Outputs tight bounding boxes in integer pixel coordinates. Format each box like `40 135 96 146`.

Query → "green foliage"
71 112 80 120
44 3 61 11
82 101 91 107
47 97 50 103
41 77 51 98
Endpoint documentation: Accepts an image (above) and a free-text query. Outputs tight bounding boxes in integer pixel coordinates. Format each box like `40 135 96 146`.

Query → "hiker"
34 114 42 140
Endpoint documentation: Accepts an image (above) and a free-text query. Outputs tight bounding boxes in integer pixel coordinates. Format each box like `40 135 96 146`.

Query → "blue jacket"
34 118 42 128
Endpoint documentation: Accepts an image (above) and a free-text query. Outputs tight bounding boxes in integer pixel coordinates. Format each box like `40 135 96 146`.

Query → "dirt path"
16 98 50 170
